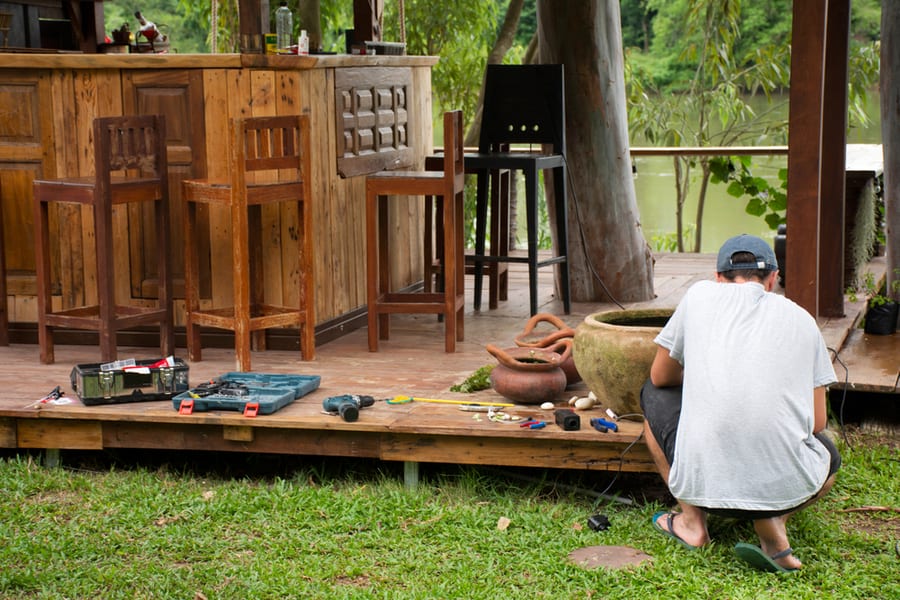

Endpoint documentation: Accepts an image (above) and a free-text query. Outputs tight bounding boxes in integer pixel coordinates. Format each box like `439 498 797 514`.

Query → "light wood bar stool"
0 179 7 345
366 110 465 352
182 115 315 372
32 115 173 364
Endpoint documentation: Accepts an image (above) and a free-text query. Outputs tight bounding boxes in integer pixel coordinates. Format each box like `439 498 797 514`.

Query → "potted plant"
849 270 900 335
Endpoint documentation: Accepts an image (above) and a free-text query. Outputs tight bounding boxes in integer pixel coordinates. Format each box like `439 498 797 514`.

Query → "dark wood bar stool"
464 64 571 316
32 115 174 364
424 156 511 309
182 115 315 372
366 110 465 352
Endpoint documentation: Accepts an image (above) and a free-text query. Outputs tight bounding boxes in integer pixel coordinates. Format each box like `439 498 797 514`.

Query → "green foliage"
105 0 207 53
382 0 501 125
709 156 787 230
450 364 495 393
847 269 900 307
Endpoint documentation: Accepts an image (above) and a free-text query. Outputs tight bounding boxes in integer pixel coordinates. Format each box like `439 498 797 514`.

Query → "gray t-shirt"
654 280 837 511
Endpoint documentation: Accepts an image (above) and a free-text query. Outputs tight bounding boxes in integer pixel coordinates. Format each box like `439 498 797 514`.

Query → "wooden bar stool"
32 115 174 364
182 115 315 372
0 179 7 345
366 110 465 352
464 64 571 316
424 156 511 309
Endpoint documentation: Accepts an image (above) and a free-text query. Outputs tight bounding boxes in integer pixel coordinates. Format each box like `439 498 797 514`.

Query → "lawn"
0 427 897 599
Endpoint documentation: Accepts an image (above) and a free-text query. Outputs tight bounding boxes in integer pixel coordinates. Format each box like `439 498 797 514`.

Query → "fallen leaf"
497 516 511 531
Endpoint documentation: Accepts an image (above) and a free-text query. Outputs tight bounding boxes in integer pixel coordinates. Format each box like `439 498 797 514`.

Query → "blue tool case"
172 372 321 415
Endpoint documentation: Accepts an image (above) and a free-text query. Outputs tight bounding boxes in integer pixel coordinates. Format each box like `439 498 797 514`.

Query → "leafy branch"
709 155 786 230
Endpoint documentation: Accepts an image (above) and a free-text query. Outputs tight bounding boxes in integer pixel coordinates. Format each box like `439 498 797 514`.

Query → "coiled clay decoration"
486 339 572 405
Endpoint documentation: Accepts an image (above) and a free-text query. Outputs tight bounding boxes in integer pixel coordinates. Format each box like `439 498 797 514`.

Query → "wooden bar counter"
0 53 438 343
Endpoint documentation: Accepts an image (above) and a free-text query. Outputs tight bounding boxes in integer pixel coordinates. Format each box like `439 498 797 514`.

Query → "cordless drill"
322 394 376 422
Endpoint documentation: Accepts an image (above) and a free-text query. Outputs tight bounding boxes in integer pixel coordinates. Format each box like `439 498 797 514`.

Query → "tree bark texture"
298 0 323 52
537 0 654 303
882 2 900 300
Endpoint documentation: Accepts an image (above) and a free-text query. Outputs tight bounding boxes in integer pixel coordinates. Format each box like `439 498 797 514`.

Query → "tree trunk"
298 0 323 52
882 2 900 301
538 0 654 303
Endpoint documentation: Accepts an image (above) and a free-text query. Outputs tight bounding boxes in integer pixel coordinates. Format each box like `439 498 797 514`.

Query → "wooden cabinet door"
122 70 207 300
0 72 54 316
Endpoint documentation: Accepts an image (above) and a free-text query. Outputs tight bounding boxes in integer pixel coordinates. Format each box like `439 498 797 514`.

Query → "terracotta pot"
486 339 572 405
513 313 581 385
573 308 673 416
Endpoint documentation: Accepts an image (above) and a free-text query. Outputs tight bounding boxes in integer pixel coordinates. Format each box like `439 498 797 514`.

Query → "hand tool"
388 395 513 407
590 417 618 432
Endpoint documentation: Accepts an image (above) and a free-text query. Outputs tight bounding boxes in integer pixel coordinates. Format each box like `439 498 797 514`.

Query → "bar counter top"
0 52 438 70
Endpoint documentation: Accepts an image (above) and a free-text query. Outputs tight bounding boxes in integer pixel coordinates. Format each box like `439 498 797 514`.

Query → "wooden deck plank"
0 253 889 471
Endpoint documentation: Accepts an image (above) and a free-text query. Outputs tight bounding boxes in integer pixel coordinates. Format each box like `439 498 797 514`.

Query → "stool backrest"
95 114 167 181
441 110 465 191
478 64 565 154
239 115 308 174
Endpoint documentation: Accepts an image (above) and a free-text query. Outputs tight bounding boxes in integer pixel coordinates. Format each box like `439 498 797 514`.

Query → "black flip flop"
652 510 699 551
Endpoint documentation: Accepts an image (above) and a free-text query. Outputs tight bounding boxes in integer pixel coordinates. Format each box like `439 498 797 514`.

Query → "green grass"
0 428 897 599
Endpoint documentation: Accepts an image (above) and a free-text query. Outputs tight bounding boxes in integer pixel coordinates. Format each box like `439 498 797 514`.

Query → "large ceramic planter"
573 308 673 416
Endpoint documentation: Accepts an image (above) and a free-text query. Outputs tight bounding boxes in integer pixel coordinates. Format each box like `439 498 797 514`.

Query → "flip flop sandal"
652 510 699 551
734 542 799 573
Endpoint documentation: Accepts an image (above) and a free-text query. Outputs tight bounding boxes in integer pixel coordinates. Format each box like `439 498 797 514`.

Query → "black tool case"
70 358 190 406
172 372 321 416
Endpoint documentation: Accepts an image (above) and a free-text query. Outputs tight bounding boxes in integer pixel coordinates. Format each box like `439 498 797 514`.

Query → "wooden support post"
352 0 383 42
786 0 827 316
820 0 851 317
239 0 270 53
787 0 851 318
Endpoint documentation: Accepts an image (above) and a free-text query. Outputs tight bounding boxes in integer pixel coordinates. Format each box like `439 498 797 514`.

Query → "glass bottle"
275 1 293 51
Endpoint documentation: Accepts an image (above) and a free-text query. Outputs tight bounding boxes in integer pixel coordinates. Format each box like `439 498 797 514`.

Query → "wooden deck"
0 253 892 482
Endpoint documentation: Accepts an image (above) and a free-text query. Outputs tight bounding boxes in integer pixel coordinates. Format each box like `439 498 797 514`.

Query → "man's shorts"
639 378 841 519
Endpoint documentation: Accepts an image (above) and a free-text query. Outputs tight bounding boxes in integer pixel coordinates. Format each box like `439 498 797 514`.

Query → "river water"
632 93 882 253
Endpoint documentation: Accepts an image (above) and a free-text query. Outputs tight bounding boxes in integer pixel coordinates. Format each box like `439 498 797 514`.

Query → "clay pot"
513 313 581 385
573 308 673 416
486 339 572 405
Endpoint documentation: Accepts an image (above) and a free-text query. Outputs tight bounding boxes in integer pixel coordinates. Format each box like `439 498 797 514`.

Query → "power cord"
828 346 852 451
560 151 626 310
592 413 646 506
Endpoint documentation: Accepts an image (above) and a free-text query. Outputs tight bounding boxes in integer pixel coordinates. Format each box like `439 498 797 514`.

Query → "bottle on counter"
298 30 309 55
275 1 293 51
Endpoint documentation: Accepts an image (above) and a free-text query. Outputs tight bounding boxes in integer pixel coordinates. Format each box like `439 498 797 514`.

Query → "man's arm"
813 386 827 433
650 345 684 387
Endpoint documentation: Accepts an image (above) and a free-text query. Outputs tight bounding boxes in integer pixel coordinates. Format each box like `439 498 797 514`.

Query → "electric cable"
828 346 852 451
591 413 646 507
560 151 626 309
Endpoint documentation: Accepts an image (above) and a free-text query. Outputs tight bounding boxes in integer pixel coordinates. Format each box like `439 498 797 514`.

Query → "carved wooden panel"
335 67 414 178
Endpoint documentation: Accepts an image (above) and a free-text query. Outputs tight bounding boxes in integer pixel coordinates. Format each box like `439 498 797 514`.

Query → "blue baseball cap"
716 234 778 273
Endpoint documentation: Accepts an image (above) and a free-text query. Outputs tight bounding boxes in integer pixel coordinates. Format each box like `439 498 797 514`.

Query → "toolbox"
172 372 321 416
70 358 190 406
